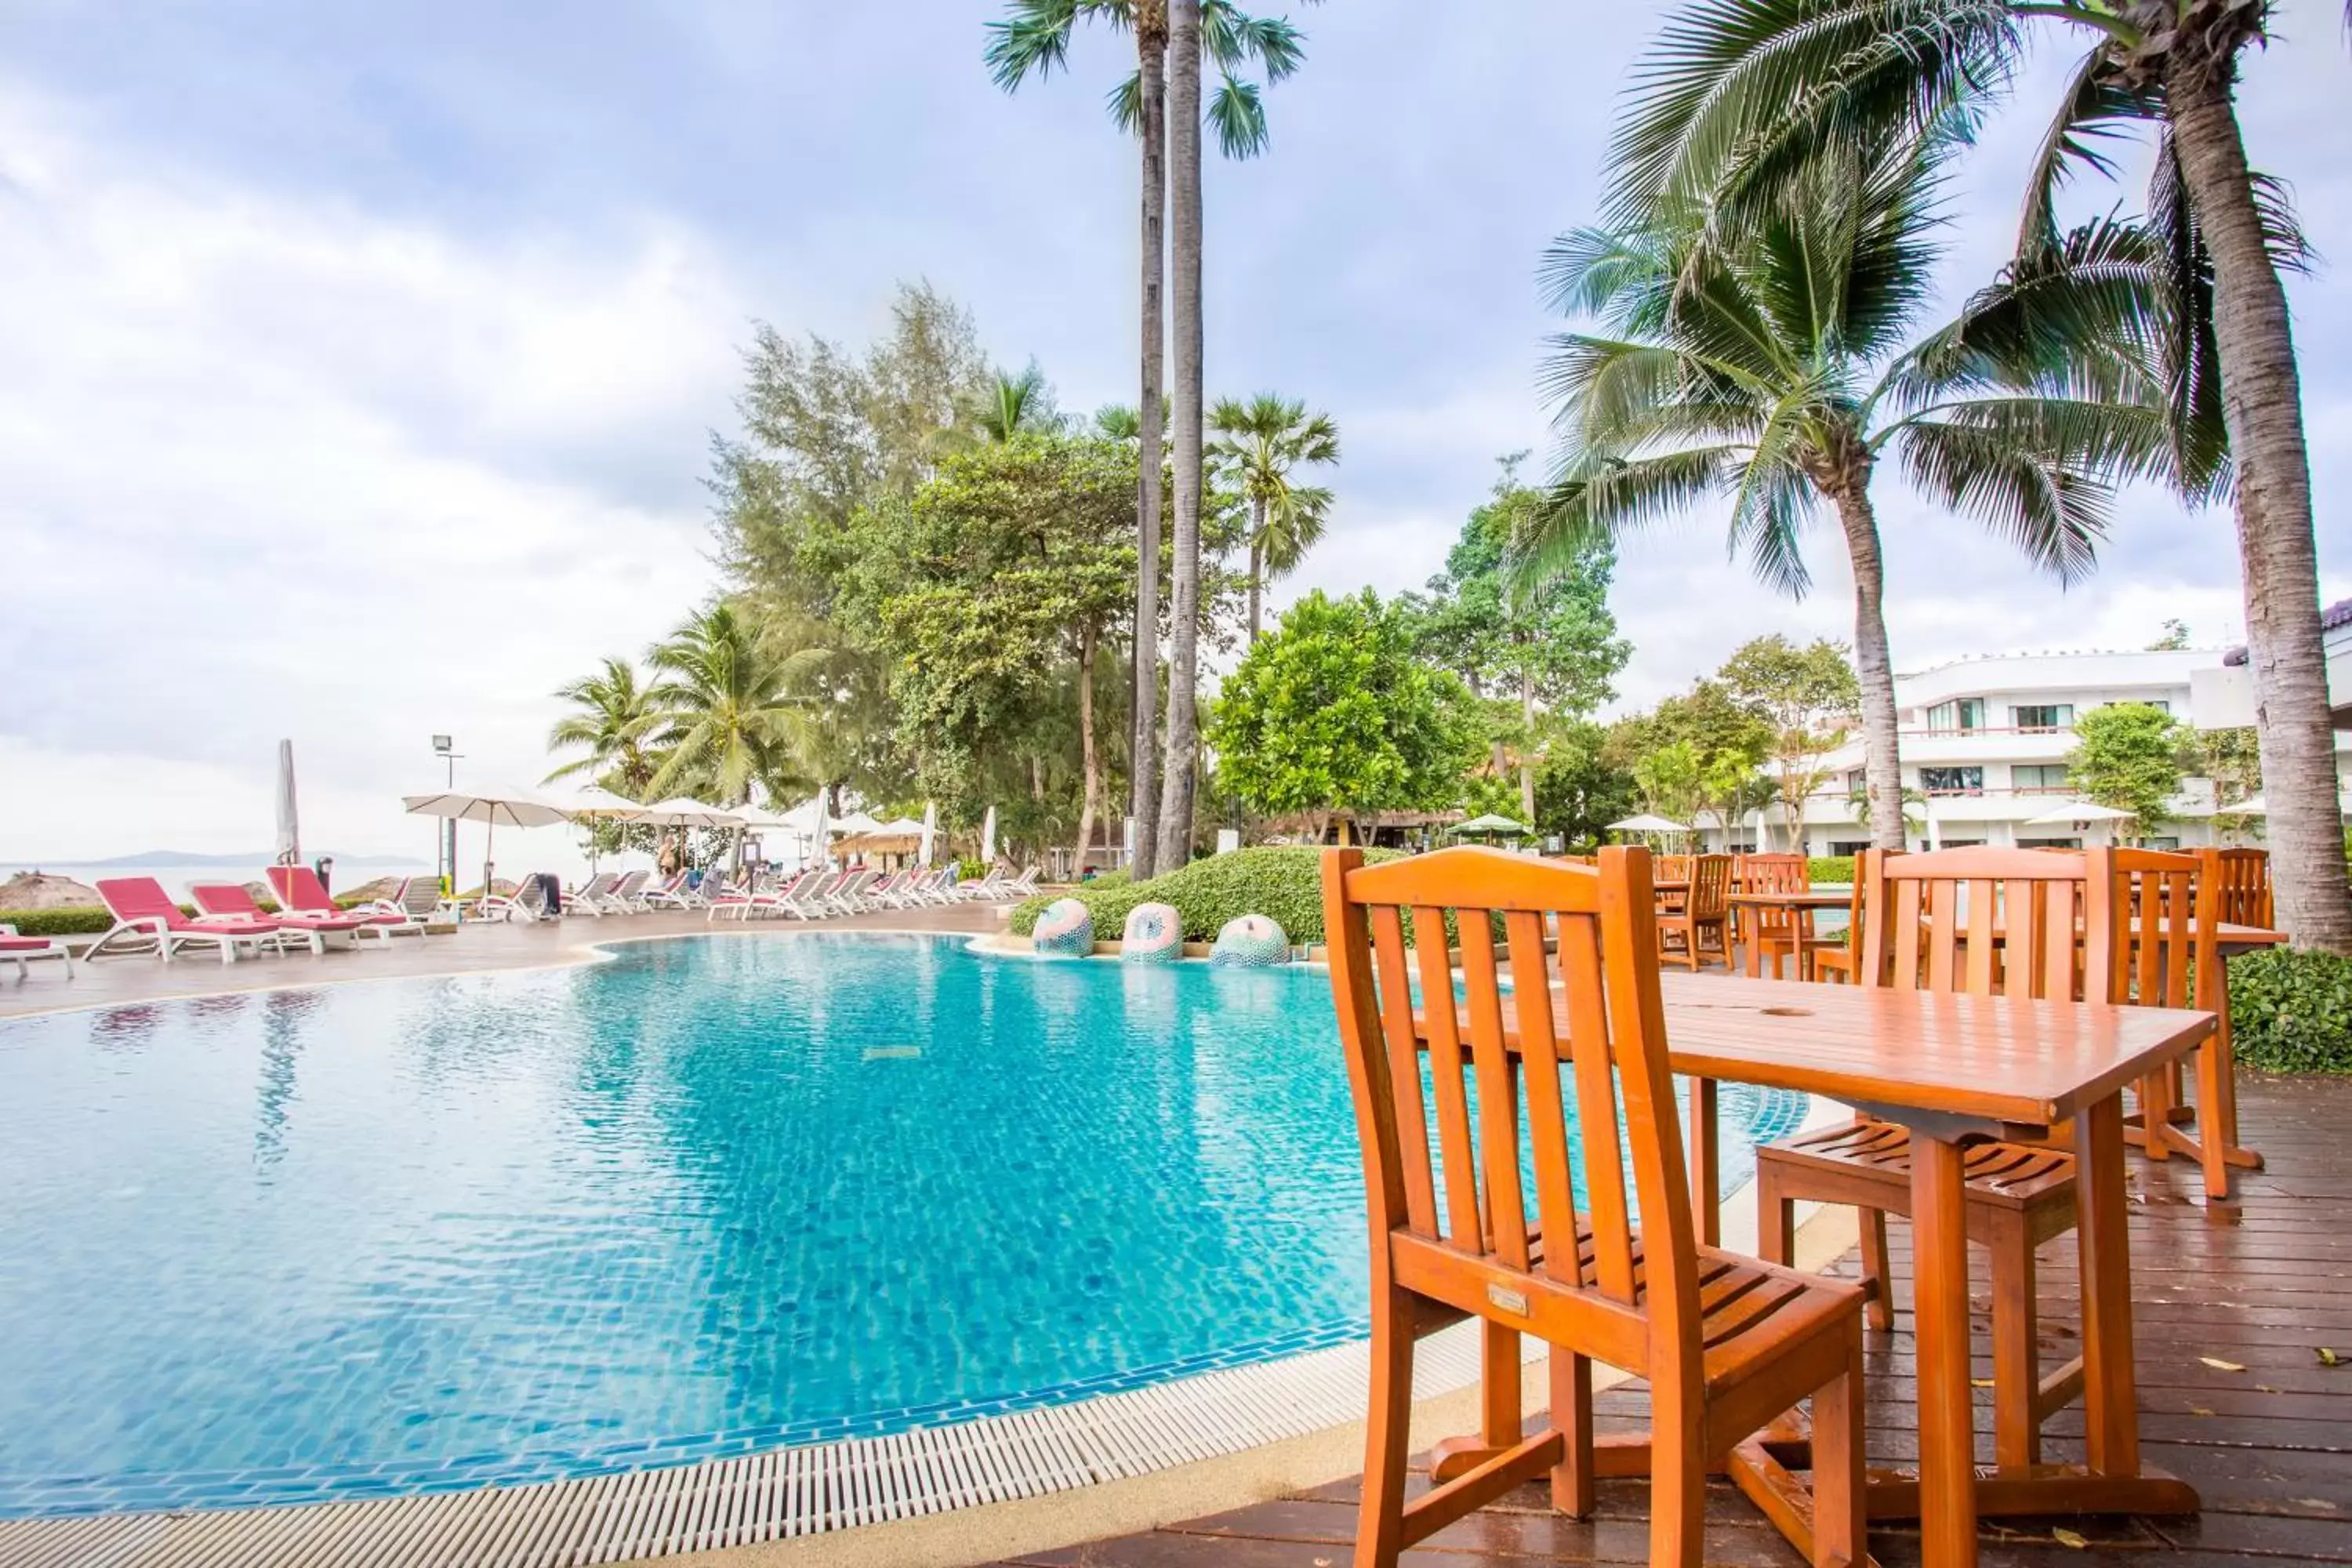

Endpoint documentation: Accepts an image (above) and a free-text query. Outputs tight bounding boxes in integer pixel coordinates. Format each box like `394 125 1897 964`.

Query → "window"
2017 836 2082 850
1926 699 1985 732
2013 764 2070 793
1828 840 1871 856
2145 835 2181 851
1920 767 1984 795
2012 703 2074 733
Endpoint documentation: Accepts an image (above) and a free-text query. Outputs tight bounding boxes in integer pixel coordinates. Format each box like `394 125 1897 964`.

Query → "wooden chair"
1655 852 1731 971
2117 849 2250 1199
2207 846 2272 929
1322 845 1868 1568
1734 853 1813 978
1807 850 1881 985
1756 848 2114 1471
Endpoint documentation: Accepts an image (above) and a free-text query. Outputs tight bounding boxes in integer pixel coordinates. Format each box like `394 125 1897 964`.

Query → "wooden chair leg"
1989 1216 2042 1469
1809 1328 1868 1568
1859 1210 1893 1332
1356 1283 1417 1568
1756 1167 1795 1267
1649 1379 1706 1568
1482 1320 1522 1450
1552 1351 1595 1518
2196 1033 2238 1201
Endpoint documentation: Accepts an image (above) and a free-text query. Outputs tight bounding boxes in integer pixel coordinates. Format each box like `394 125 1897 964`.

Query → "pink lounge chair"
89 877 285 965
267 866 420 941
0 924 73 979
191 880 371 955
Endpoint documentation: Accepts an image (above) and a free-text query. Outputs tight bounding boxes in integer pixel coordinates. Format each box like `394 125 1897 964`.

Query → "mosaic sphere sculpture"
1210 913 1290 967
1029 898 1095 957
1121 902 1182 963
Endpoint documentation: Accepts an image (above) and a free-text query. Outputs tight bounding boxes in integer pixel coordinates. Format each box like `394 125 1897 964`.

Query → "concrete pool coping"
0 918 1860 1568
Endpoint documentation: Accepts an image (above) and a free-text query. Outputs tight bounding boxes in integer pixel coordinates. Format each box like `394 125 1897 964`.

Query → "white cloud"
0 90 739 859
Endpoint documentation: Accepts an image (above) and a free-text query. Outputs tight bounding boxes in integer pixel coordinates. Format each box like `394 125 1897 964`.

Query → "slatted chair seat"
1763 1122 2076 1210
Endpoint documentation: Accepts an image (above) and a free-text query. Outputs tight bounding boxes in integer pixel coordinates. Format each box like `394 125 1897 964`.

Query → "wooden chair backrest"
1686 854 1734 921
2095 848 2219 1011
1657 853 1692 884
1860 847 2103 1000
1737 853 1809 894
1321 845 1700 1353
2205 848 2272 929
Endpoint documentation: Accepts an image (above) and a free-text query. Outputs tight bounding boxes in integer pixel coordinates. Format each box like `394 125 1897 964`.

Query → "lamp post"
431 735 463 893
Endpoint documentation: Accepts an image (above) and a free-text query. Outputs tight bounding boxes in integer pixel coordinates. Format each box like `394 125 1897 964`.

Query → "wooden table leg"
1688 1076 1720 1248
1742 909 1761 978
2075 1094 2140 1476
1911 1129 1979 1568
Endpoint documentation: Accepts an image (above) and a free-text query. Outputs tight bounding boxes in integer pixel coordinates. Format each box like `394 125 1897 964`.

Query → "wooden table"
1425 971 2219 1568
1726 887 1849 978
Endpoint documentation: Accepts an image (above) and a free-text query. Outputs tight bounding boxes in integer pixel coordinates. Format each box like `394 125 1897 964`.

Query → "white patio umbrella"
629 797 744 827
919 800 936 868
274 739 300 868
2222 795 2267 816
561 784 643 873
832 809 883 836
980 804 997 866
402 784 568 896
2024 802 2137 826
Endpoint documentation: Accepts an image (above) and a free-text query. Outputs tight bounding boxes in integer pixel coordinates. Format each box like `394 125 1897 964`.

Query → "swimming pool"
0 935 1808 1518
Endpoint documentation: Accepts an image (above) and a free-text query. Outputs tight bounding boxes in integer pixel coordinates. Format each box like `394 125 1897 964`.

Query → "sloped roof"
2224 597 2352 666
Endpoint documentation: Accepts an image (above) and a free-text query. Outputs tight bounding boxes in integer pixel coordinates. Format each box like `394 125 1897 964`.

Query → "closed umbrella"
811 793 830 871
981 804 997 867
402 784 568 898
274 739 300 868
919 800 937 869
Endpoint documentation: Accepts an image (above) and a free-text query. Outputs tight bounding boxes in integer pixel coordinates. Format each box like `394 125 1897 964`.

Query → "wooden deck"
988 1074 2352 1568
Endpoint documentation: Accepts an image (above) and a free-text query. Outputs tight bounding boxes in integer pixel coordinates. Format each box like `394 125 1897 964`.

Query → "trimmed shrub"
0 906 116 936
1807 856 1856 886
2229 948 2352 1074
1011 846 1404 946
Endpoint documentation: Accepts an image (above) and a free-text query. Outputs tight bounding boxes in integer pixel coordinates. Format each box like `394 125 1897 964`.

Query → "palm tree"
1603 0 2350 945
951 363 1062 448
1210 394 1340 640
986 0 1313 878
543 657 660 797
642 602 807 808
1518 115 2183 851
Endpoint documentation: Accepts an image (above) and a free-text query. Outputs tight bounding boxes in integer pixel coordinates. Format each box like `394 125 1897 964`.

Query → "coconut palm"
987 0 1314 879
1210 394 1340 640
642 602 808 808
1603 0 2350 945
1518 114 2183 851
543 657 660 797
954 363 1062 447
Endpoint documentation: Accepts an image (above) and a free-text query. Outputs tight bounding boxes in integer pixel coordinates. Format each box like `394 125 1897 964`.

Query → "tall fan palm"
1604 0 2349 945
643 602 808 808
987 0 1313 878
1210 394 1340 640
1519 116 2183 850
543 657 660 797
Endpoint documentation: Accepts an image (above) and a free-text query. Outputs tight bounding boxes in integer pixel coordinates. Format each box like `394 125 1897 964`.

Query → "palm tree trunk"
1247 529 1264 642
1130 5 1170 881
2167 60 2352 952
1076 621 1102 865
1153 0 1204 873
1833 482 1907 851
1518 646 1537 825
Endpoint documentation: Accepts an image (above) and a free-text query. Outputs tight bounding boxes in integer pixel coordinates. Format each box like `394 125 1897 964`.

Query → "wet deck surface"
984 1074 2352 1568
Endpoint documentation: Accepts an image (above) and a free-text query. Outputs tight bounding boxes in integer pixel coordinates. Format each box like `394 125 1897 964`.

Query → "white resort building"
1704 613 2352 856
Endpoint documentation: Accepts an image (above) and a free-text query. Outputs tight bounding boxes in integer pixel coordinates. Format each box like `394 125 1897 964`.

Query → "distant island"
3 850 430 869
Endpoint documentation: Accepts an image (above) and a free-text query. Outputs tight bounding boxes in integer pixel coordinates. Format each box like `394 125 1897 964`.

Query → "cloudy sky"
2 0 2347 865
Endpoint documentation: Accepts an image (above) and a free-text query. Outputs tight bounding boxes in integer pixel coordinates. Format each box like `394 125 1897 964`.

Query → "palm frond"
1722 389 1821 595
984 0 1083 90
1207 74 1270 158
1512 446 1738 599
1108 69 1145 134
1894 416 2111 585
2016 49 2158 252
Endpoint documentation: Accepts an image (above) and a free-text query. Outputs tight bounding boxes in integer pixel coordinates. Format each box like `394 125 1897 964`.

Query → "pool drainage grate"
0 1319 1519 1568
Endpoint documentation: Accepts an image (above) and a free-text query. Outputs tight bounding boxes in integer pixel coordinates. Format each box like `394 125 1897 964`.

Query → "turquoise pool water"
0 935 1806 1517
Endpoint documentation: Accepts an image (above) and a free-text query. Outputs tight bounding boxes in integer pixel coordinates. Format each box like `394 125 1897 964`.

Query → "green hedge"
1808 856 1856 886
2230 948 2352 1074
1010 846 1403 946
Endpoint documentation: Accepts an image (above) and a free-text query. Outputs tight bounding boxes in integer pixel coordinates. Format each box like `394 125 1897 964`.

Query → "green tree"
543 657 661 797
2149 617 2193 651
1605 0 2351 951
1534 720 1641 849
644 602 810 807
1409 456 1631 822
2068 701 2197 839
1521 114 2179 854
987 0 1316 878
1208 393 1340 641
1629 739 1708 828
950 362 1064 449
1719 636 1860 851
1207 590 1478 844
